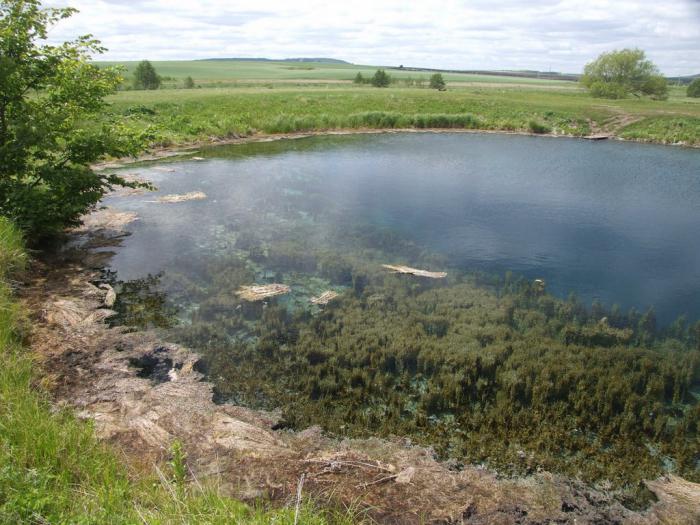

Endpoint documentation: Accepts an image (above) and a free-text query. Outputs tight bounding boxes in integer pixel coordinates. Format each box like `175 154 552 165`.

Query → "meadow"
100 60 700 147
98 59 575 87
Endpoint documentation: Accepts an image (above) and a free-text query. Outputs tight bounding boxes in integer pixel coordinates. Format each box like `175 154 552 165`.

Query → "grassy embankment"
0 217 352 524
99 60 700 147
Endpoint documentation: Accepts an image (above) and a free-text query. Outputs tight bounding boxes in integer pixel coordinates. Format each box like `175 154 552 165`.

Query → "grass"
102 86 700 145
0 217 354 524
619 116 700 144
99 64 700 147
97 59 576 88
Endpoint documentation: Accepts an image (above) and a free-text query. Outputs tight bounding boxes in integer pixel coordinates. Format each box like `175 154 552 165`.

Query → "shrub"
687 78 700 98
529 120 552 134
0 0 150 239
371 69 391 88
581 49 667 99
353 72 365 85
429 73 446 91
133 60 161 90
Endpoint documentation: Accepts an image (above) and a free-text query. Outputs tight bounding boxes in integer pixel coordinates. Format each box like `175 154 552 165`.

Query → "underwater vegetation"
110 235 700 507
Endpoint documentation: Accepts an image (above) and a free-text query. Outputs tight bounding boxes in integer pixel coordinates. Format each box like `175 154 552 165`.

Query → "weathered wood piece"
310 290 340 305
236 283 291 301
382 264 447 279
156 191 207 203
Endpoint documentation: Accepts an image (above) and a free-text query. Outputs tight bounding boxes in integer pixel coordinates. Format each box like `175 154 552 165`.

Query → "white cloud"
42 0 700 75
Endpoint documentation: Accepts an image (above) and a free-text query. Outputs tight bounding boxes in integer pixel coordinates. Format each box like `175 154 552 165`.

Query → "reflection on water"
105 132 700 324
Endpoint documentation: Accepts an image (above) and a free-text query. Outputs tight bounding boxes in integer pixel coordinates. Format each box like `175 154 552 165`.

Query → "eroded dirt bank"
22 210 700 525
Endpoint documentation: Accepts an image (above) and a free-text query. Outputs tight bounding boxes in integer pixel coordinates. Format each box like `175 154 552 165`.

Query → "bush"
0 0 150 239
353 72 365 85
429 73 446 91
371 69 391 88
588 81 629 99
687 78 700 98
183 76 195 89
581 48 667 99
528 120 552 134
133 60 161 90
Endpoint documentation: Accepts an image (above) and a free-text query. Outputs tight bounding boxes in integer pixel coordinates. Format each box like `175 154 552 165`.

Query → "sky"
42 0 700 75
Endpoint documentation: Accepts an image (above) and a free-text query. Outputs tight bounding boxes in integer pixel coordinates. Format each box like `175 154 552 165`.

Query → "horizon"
44 0 700 77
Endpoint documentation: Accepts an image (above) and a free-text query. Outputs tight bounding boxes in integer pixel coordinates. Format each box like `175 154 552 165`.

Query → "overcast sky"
43 0 700 75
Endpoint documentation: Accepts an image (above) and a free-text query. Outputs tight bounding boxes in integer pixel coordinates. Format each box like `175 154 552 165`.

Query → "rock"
396 467 416 484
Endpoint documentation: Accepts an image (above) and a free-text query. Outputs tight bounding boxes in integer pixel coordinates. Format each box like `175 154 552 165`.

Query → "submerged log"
310 290 340 305
236 284 291 302
382 264 447 279
156 191 207 203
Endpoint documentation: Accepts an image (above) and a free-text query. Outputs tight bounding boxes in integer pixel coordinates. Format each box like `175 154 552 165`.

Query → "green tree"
687 78 700 98
580 49 668 100
353 72 365 84
429 73 446 90
0 0 150 237
133 59 161 90
371 69 391 88
183 75 195 89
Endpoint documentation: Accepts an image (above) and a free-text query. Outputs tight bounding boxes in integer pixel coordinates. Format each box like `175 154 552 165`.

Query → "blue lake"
105 132 700 324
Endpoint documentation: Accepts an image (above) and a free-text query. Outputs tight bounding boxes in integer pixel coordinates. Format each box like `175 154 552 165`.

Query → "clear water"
104 132 700 324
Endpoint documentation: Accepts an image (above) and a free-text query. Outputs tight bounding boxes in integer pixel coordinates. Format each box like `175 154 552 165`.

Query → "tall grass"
105 85 700 147
0 217 354 524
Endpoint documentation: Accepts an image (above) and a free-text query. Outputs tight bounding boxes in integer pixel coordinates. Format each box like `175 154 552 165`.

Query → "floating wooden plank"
584 134 611 141
310 290 340 305
156 191 207 203
382 264 447 279
236 283 291 302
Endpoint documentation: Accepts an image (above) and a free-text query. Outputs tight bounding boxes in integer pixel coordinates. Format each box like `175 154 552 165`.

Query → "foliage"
183 75 195 89
370 69 391 88
353 72 365 85
429 73 446 91
0 217 353 524
581 48 668 99
687 78 700 98
133 59 161 90
619 116 700 145
528 120 551 134
0 0 150 238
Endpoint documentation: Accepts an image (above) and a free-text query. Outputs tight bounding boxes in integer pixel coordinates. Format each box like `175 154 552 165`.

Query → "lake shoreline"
94 127 698 170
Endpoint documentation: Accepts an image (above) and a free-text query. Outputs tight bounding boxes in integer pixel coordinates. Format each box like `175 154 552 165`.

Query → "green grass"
97 59 575 88
104 83 700 147
619 116 700 144
0 217 354 524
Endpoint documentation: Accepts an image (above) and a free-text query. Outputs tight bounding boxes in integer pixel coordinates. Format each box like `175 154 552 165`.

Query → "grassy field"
104 82 700 147
92 59 700 146
98 59 576 88
0 217 353 524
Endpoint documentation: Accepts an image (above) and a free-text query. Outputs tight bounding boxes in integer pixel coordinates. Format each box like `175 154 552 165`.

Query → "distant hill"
199 57 351 64
389 65 579 82
667 73 700 85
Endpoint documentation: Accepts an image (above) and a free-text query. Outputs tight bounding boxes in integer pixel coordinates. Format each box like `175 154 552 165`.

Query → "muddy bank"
18 207 700 524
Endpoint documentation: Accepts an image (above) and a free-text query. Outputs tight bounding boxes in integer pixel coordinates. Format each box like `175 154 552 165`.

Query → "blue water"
105 132 700 323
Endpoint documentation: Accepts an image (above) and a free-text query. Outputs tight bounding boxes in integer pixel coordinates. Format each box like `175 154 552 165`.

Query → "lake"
105 132 700 325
